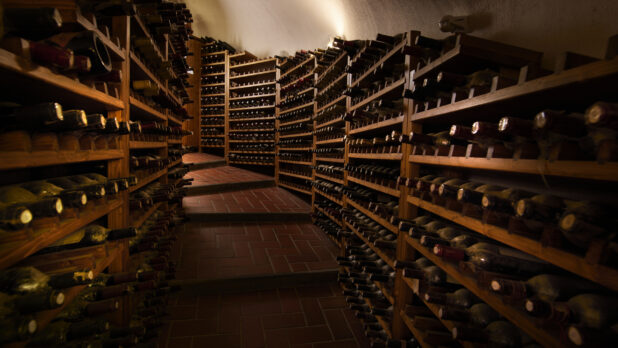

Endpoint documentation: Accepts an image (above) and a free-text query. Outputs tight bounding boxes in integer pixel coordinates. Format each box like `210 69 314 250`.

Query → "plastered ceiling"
184 0 618 67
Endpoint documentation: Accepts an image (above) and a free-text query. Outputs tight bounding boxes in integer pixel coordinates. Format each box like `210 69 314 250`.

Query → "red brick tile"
319 297 346 309
278 288 302 313
312 246 337 262
300 298 325 325
262 313 306 329
250 247 270 265
264 329 290 348
193 334 241 348
296 285 334 298
241 316 265 348
217 302 241 334
169 318 217 337
306 261 338 271
324 309 353 340
285 326 333 344
290 263 309 272
271 255 292 273
267 248 299 256
313 340 359 348
342 309 367 346
241 298 281 316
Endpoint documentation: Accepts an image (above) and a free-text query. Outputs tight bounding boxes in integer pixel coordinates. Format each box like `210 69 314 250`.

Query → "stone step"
185 179 276 196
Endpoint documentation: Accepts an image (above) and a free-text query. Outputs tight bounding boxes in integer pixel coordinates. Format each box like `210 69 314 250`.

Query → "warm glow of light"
315 0 345 37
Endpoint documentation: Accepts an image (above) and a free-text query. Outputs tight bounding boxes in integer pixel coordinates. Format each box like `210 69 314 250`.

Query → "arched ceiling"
184 0 618 67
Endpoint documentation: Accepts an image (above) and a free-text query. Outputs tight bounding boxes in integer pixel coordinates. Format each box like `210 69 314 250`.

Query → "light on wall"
319 0 345 37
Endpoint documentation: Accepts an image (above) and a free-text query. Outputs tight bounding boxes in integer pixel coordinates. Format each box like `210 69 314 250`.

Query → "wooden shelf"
130 202 164 228
350 39 407 87
229 128 273 132
0 48 124 110
314 188 344 206
229 160 274 166
280 56 314 79
132 15 165 63
229 51 257 61
349 77 406 112
316 95 346 114
314 172 344 185
402 278 477 348
315 138 344 145
315 157 345 163
406 195 618 292
168 115 182 125
279 117 312 127
168 139 182 144
201 82 225 87
203 103 225 107
316 117 345 129
404 234 564 348
129 140 167 149
279 182 312 195
201 145 225 148
408 152 618 182
317 72 346 96
281 69 315 90
201 124 225 128
229 93 276 101
347 199 399 234
0 199 123 270
130 51 165 92
350 115 404 135
278 171 312 180
202 72 225 77
279 131 313 139
316 53 348 85
229 105 275 112
349 153 402 161
169 158 182 167
129 96 167 122
314 205 343 228
411 58 618 123
229 139 275 143
229 81 276 91
345 221 396 268
280 86 314 104
279 101 315 115
278 147 313 151
347 176 400 198
278 159 312 166
130 168 167 193
229 69 277 80
230 57 276 70
229 151 275 154
400 311 438 348
230 117 276 122
0 149 124 171
201 135 226 138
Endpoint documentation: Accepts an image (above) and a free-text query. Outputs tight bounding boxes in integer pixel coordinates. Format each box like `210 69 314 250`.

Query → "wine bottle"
37 225 136 253
515 194 564 221
20 181 88 208
47 270 94 289
438 303 499 328
68 175 118 196
434 242 554 276
585 101 618 131
490 274 599 302
0 203 33 230
28 319 109 346
481 188 534 213
0 102 64 130
534 110 587 138
452 320 523 347
457 184 504 205
558 201 609 247
49 110 88 131
0 185 63 217
6 288 65 314
0 316 37 343
49 31 112 74
424 288 478 308
54 297 119 322
47 177 106 200
1 7 62 41
529 293 618 330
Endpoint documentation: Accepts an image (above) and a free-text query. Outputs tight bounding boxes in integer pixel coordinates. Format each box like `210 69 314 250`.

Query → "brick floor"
171 222 339 280
183 187 310 214
186 166 273 186
183 152 224 164
157 284 371 348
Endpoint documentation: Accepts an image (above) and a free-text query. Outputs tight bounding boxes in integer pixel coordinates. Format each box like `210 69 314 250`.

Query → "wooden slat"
129 140 167 149
347 199 399 234
347 176 401 197
0 149 124 170
350 115 404 135
349 153 402 160
129 168 166 193
279 182 312 195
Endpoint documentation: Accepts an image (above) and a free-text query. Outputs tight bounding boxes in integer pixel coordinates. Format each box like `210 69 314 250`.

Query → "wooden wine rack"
0 2 192 345
301 31 618 348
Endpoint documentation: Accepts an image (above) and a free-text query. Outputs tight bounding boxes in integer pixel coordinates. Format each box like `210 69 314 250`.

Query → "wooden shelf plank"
229 139 274 143
278 147 313 151
279 101 315 115
350 115 404 135
345 221 395 268
350 40 407 87
229 69 276 80
228 151 276 154
0 149 123 171
229 93 276 101
230 57 276 70
316 117 345 129
279 117 312 127
229 105 275 112
229 160 274 166
229 117 276 122
0 199 123 271
317 72 346 96
314 189 344 206
349 153 402 161
281 69 315 90
279 182 312 195
400 311 437 348
316 53 348 85
129 140 167 149
279 56 315 79
168 115 182 125
130 202 164 228
315 157 345 163
129 96 167 122
347 199 399 234
229 81 276 91
229 128 274 132
280 86 315 104
0 48 124 110
278 159 312 166
314 173 344 185
279 131 313 139
314 205 343 228
347 176 400 198
406 195 618 292
404 234 564 348
278 171 312 180
316 95 346 113
130 168 167 193
315 138 344 145
349 77 406 112
409 154 618 182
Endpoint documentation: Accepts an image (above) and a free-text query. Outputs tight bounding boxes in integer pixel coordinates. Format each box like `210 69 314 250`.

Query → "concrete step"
186 212 311 223
187 159 226 171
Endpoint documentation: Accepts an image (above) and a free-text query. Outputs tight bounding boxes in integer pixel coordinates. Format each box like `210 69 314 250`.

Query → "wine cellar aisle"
155 157 369 348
